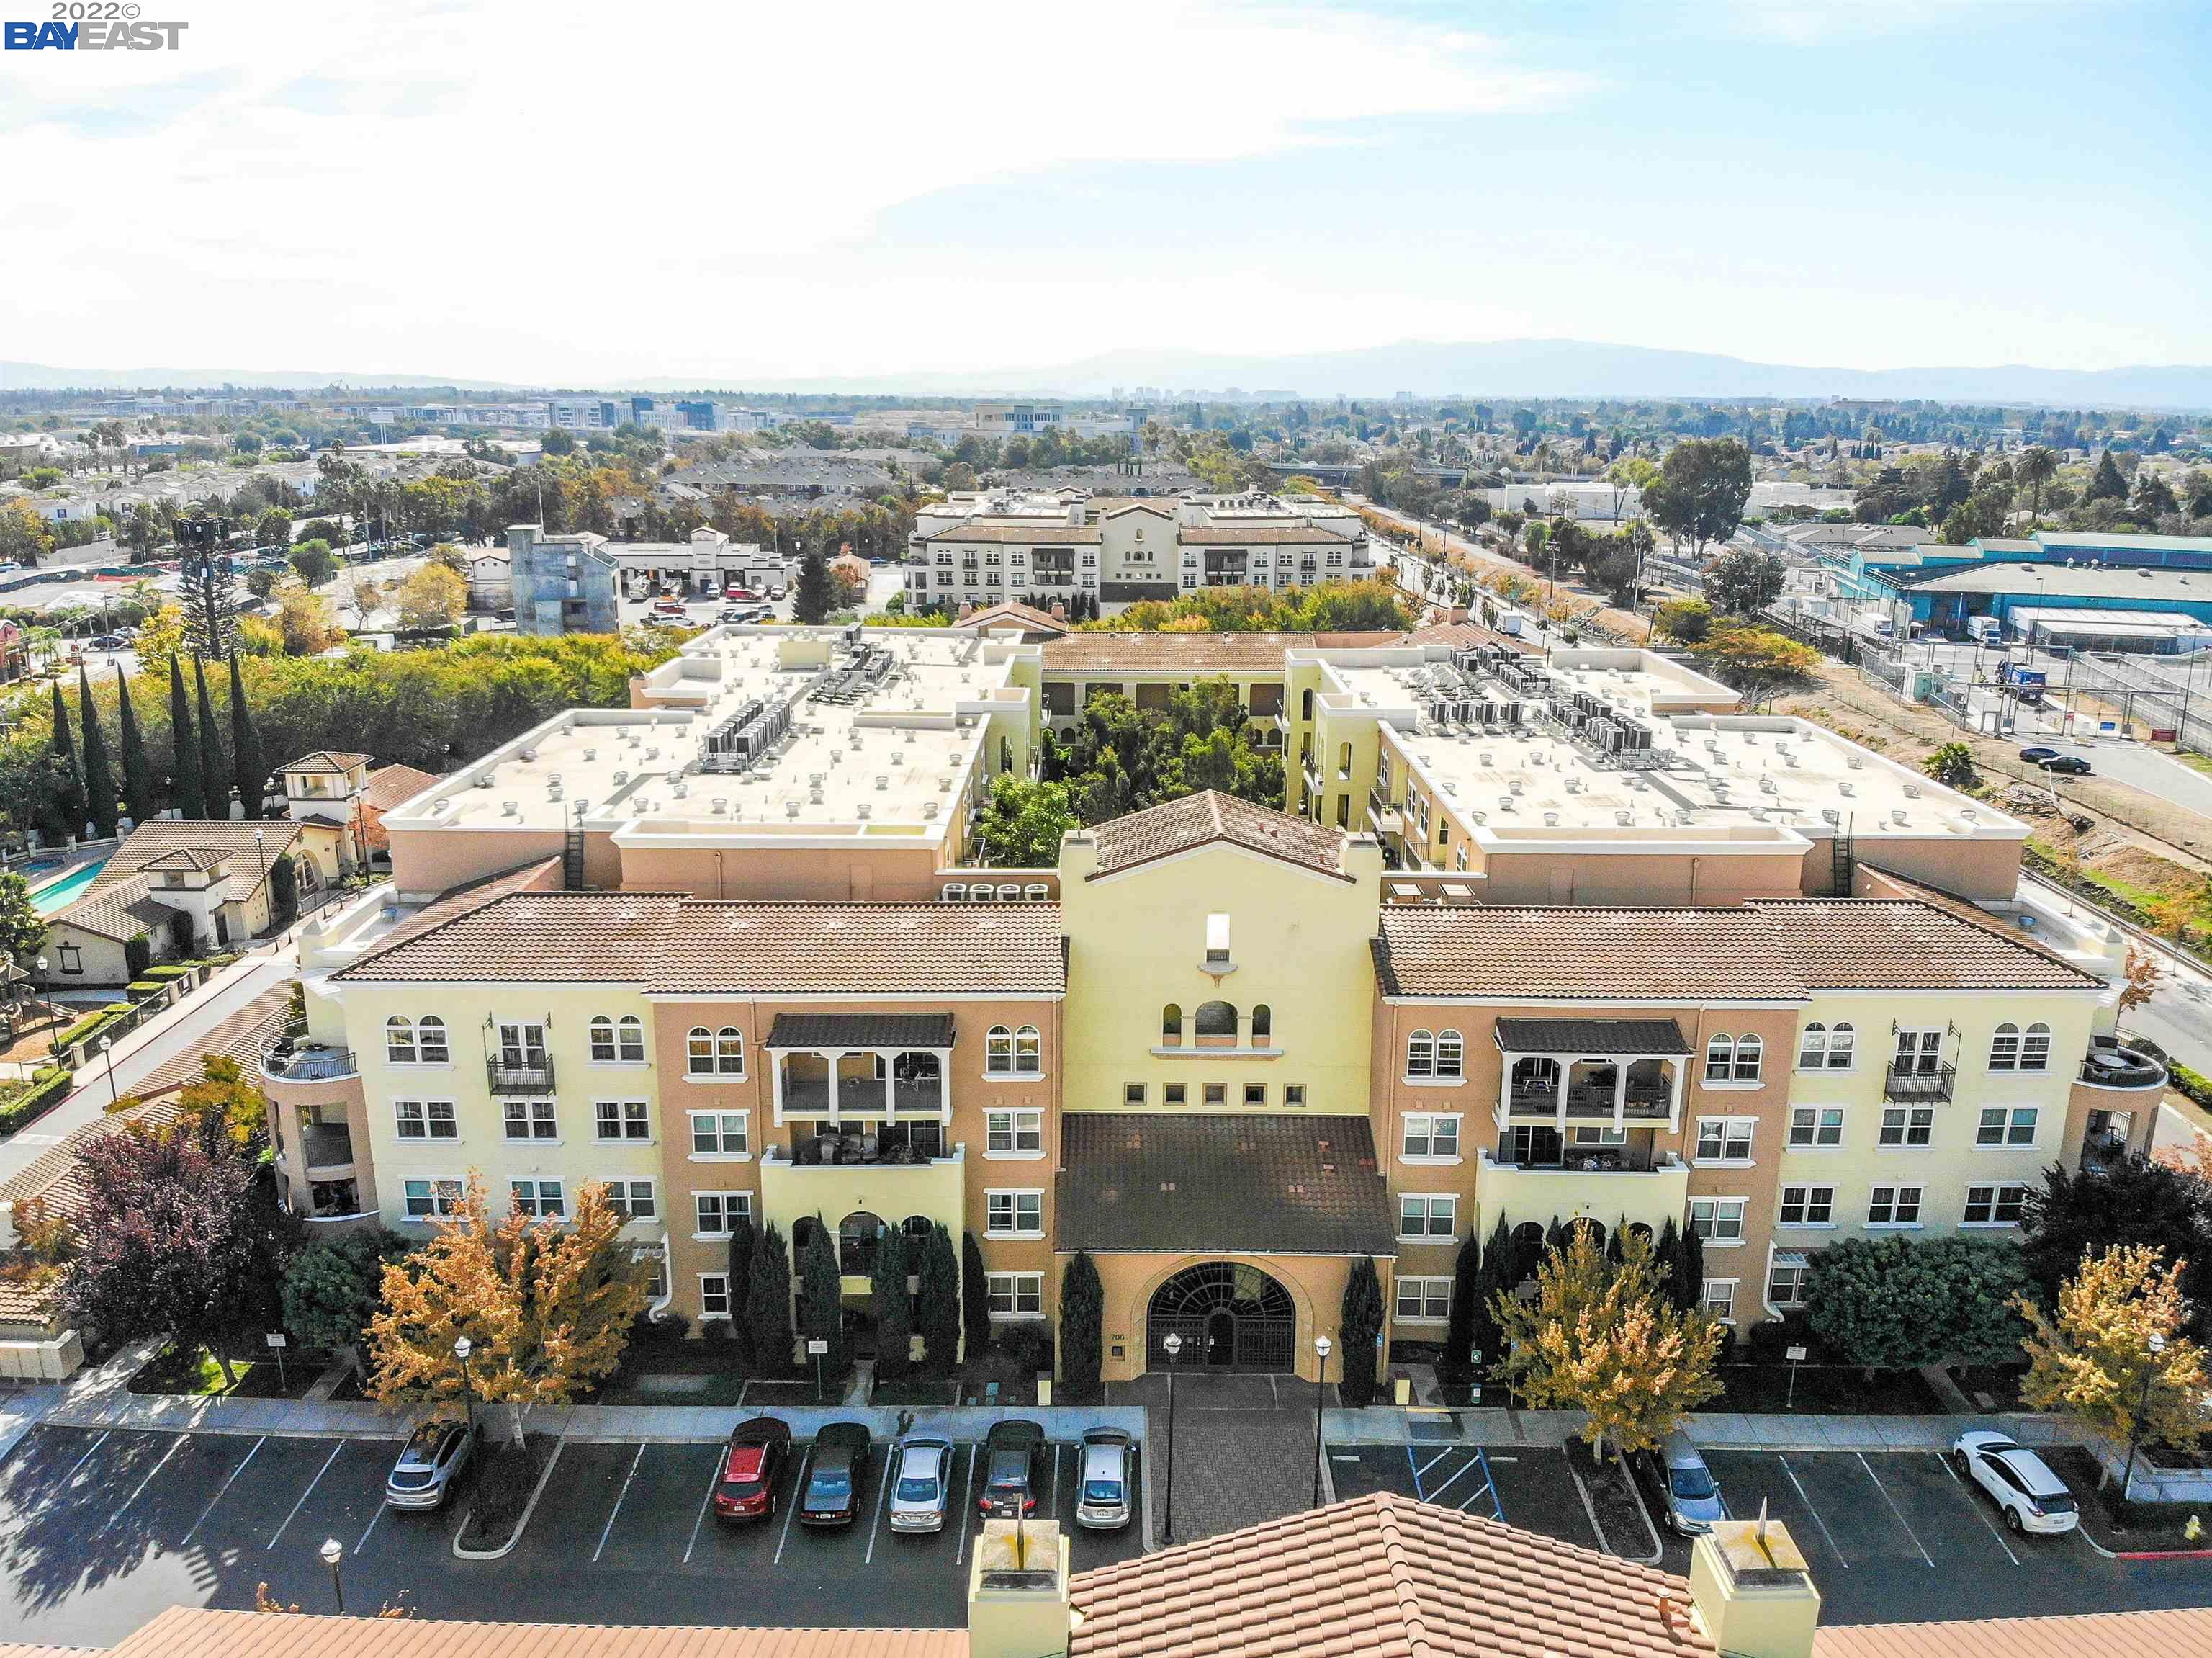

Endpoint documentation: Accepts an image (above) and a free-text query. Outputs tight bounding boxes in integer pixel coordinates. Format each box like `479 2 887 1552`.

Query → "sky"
1 0 2207 385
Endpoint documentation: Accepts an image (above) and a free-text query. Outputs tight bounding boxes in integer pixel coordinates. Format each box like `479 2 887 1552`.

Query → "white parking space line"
1778 1456 1849 1568
1857 1453 1934 1569
865 1456 893 1564
955 1445 979 1567
355 1491 389 1556
267 1440 346 1551
683 1448 722 1564
593 1443 647 1563
1936 1453 2020 1566
773 1450 806 1566
97 1433 186 1538
1048 1443 1062 1517
1424 1451 1483 1506
59 1430 110 1488
184 1435 261 1546
1413 1448 1455 1482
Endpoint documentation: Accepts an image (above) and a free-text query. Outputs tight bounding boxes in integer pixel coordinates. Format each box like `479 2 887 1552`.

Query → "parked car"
724 586 759 601
87 634 126 650
1075 1428 1134 1530
979 1420 1046 1518
768 583 787 601
712 1417 791 1523
799 1422 872 1526
384 1420 473 1510
2018 746 2059 763
2041 755 2093 776
1951 1430 2078 1534
888 1435 954 1533
1631 1430 1725 1536
650 599 688 618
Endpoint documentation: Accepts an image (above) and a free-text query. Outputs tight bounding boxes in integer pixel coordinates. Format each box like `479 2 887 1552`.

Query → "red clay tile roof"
333 891 687 984
86 820 305 908
1087 791 1347 881
956 601 1068 635
1749 900 2105 991
361 763 442 814
1375 908 1806 1001
279 750 373 775
651 904 1064 997
1814 1609 2212 1658
1173 523 1359 545
132 982 294 1099
1068 1490 1715 1658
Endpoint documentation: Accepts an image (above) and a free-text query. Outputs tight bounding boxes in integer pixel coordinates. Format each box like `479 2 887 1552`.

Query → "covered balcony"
2077 1036 2168 1094
1474 1142 1691 1241
1495 1018 1686 1132
301 1119 354 1175
759 1146 966 1295
765 1011 953 1125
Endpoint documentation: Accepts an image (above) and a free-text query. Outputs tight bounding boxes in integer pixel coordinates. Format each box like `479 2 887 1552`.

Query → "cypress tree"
1337 1256 1386 1406
724 1222 757 1371
871 1224 912 1381
1060 1250 1104 1402
793 546 837 624
917 1223 961 1374
116 668 154 829
45 679 85 842
77 666 117 841
961 1231 992 1365
744 1222 792 1378
227 652 269 820
167 655 204 820
1443 1225 1483 1383
797 1217 845 1389
1679 1227 1707 1313
193 656 228 820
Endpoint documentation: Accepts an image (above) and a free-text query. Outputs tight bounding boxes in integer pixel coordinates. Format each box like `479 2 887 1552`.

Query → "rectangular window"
1123 1083 1146 1106
1203 1083 1226 1107
1976 1106 2039 1147
1867 1184 1923 1226
1244 1083 1267 1107
510 1178 565 1218
403 1178 463 1219
1779 1185 1835 1226
595 1099 652 1142
1284 1085 1307 1108
503 1099 557 1141
1402 1114 1462 1160
986 1272 1044 1318
1767 1261 1810 1308
1689 1198 1745 1241
1572 1125 1627 1147
1701 1280 1737 1322
1964 1183 2028 1225
693 1191 751 1236
395 1100 457 1141
688 1111 748 1157
1164 1083 1187 1106
608 1180 656 1221
699 1273 731 1319
1393 1277 1452 1322
1398 1194 1457 1240
987 1109 1044 1153
1695 1118 1755 1162
1788 1107 1844 1148
986 1191 1043 1236
1879 1106 1935 1147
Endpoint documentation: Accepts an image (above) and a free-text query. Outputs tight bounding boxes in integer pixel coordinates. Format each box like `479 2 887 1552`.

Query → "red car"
713 1417 791 1521
724 586 759 601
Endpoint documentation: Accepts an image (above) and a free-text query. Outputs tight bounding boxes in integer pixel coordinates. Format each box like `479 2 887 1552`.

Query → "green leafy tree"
2015 446 2059 524
797 1218 845 1385
2086 451 2128 502
745 1222 793 1376
1338 1256 1386 1405
1689 624 1822 712
1806 1234 2031 1372
228 653 269 819
288 539 338 588
76 666 117 841
1925 741 1977 788
1645 437 1753 559
1704 547 1786 616
115 668 155 830
194 656 228 820
166 655 204 821
282 1229 412 1375
976 774 1076 868
962 1231 992 1364
0 869 47 965
871 1224 912 1381
793 547 837 624
1060 1250 1104 1402
2021 1155 2212 1340
917 1223 962 1372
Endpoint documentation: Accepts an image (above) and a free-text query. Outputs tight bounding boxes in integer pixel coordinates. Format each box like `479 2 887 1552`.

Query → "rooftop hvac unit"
583 747 596 762
1902 782 1921 798
923 802 940 820
712 797 729 815
501 800 518 817
474 774 495 789
518 747 536 762
1614 810 1632 825
809 787 824 805
613 771 629 784
1838 781 1854 797
876 775 889 791
786 800 801 819
857 803 872 820
1891 809 1908 825
1822 808 1841 825
673 780 688 797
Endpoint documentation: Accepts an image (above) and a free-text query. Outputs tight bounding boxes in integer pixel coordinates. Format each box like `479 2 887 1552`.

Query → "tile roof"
1495 1017 1692 1055
132 982 294 1100
99 1607 967 1658
279 750 373 775
1748 900 2106 990
333 892 688 983
920 523 1102 544
86 820 305 908
1814 1608 2212 1658
651 904 1065 997
1087 791 1348 882
361 763 443 814
764 1012 956 1049
955 601 1068 636
1043 632 1318 674
1056 1113 1393 1256
1069 1490 1714 1658
45 874 172 943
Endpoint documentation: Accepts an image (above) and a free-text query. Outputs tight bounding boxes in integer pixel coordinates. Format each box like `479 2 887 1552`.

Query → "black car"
2041 755 2092 775
799 1422 871 1527
2018 746 2058 763
712 1417 791 1523
979 1420 1046 1518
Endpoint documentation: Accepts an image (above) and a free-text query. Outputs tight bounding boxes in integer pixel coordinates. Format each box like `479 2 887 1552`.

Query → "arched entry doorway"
1147 1262 1295 1371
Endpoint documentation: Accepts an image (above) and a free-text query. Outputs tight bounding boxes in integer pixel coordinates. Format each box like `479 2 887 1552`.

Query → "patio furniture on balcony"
2079 1039 2167 1092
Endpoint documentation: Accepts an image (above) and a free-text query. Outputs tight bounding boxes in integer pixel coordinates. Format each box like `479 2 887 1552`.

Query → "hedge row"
0 1068 73 1137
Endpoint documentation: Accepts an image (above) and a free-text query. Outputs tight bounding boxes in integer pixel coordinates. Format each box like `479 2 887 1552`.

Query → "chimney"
968 1519 1075 1658
1687 1518 1821 1658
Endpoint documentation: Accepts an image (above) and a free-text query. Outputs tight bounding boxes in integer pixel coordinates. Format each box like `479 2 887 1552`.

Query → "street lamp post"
1161 1330 1182 1544
253 828 266 900
99 1034 116 1107
2120 1330 2169 1506
1312 1335 1332 1508
454 1334 476 1448
319 1536 345 1613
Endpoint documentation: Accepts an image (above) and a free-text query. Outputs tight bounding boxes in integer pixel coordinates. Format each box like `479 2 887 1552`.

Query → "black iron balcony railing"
1884 1062 1955 1103
486 1056 556 1095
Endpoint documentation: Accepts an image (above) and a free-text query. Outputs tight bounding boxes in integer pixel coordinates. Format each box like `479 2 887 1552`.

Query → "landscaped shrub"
1059 1251 1103 1402
0 1068 72 1135
125 980 164 1000
997 1320 1053 1374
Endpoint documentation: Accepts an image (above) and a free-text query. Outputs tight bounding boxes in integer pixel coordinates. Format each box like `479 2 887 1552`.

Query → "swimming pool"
29 858 108 915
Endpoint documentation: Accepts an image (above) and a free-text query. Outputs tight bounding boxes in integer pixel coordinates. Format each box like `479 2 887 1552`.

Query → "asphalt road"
0 1424 1143 1644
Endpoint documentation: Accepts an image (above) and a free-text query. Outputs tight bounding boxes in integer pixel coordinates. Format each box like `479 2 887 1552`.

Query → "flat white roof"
2010 606 2212 638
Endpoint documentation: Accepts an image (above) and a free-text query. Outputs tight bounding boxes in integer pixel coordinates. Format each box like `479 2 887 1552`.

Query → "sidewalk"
1322 1404 2075 1453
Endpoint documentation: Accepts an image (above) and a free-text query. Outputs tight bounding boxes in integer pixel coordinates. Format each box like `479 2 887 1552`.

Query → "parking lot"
1329 1438 2212 1625
0 1425 1144 1645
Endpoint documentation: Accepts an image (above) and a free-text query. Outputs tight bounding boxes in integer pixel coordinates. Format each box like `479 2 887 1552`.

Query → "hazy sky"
3 0 2206 382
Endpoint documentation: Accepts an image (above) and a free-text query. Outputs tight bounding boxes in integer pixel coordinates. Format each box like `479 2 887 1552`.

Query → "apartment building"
261 619 2161 1389
906 489 1372 614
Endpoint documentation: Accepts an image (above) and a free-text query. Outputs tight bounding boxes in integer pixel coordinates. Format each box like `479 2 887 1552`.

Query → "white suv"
1952 1430 2079 1534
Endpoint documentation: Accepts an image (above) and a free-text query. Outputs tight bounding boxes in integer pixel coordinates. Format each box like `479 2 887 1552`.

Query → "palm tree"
2016 445 2059 526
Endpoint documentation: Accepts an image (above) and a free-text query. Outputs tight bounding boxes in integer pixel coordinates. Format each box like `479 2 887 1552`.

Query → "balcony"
486 1056 557 1095
1883 1062 1955 1103
1474 1148 1690 1238
2078 1040 2167 1093
758 1144 966 1295
259 1023 358 1085
300 1121 354 1173
777 1122 948 1165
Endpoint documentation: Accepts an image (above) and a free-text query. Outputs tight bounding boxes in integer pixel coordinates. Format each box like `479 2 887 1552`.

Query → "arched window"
716 1027 745 1075
1300 686 1314 721
1988 1023 2020 1071
1828 1021 1855 1069
1336 740 1352 780
1435 1030 1464 1078
792 1216 822 1252
1731 1034 1761 1082
2021 1022 2051 1071
986 1025 1014 1075
1797 1022 1827 1069
1251 1004 1272 1044
1704 1034 1734 1082
1162 1004 1183 1043
385 1016 417 1065
589 1016 617 1062
687 1026 715 1075
1195 1001 1237 1039
416 1016 449 1064
901 1214 935 1242
1013 1025 1041 1075
1408 1029 1436 1078
616 1015 644 1062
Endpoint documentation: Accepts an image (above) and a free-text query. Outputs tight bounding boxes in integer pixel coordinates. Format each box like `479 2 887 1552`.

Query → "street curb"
1565 1451 1661 1567
2113 1545 2212 1561
452 1435 563 1561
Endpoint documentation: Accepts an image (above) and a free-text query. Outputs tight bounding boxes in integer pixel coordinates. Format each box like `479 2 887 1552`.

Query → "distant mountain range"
6 340 2211 408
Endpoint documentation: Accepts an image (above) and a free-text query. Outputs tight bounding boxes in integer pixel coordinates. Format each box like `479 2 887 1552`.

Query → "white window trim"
1699 1278 1740 1326
1689 1196 1749 1247
1396 1193 1459 1243
1393 1276 1453 1325
1777 1185 1838 1229
697 1273 732 1319
984 1271 1046 1321
685 1109 752 1162
400 1176 467 1222
984 1189 1046 1240
1692 1116 1757 1169
592 1101 657 1145
1401 1075 1468 1090
984 1108 1046 1162
1400 1113 1464 1165
1698 1079 1765 1093
691 1191 753 1242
